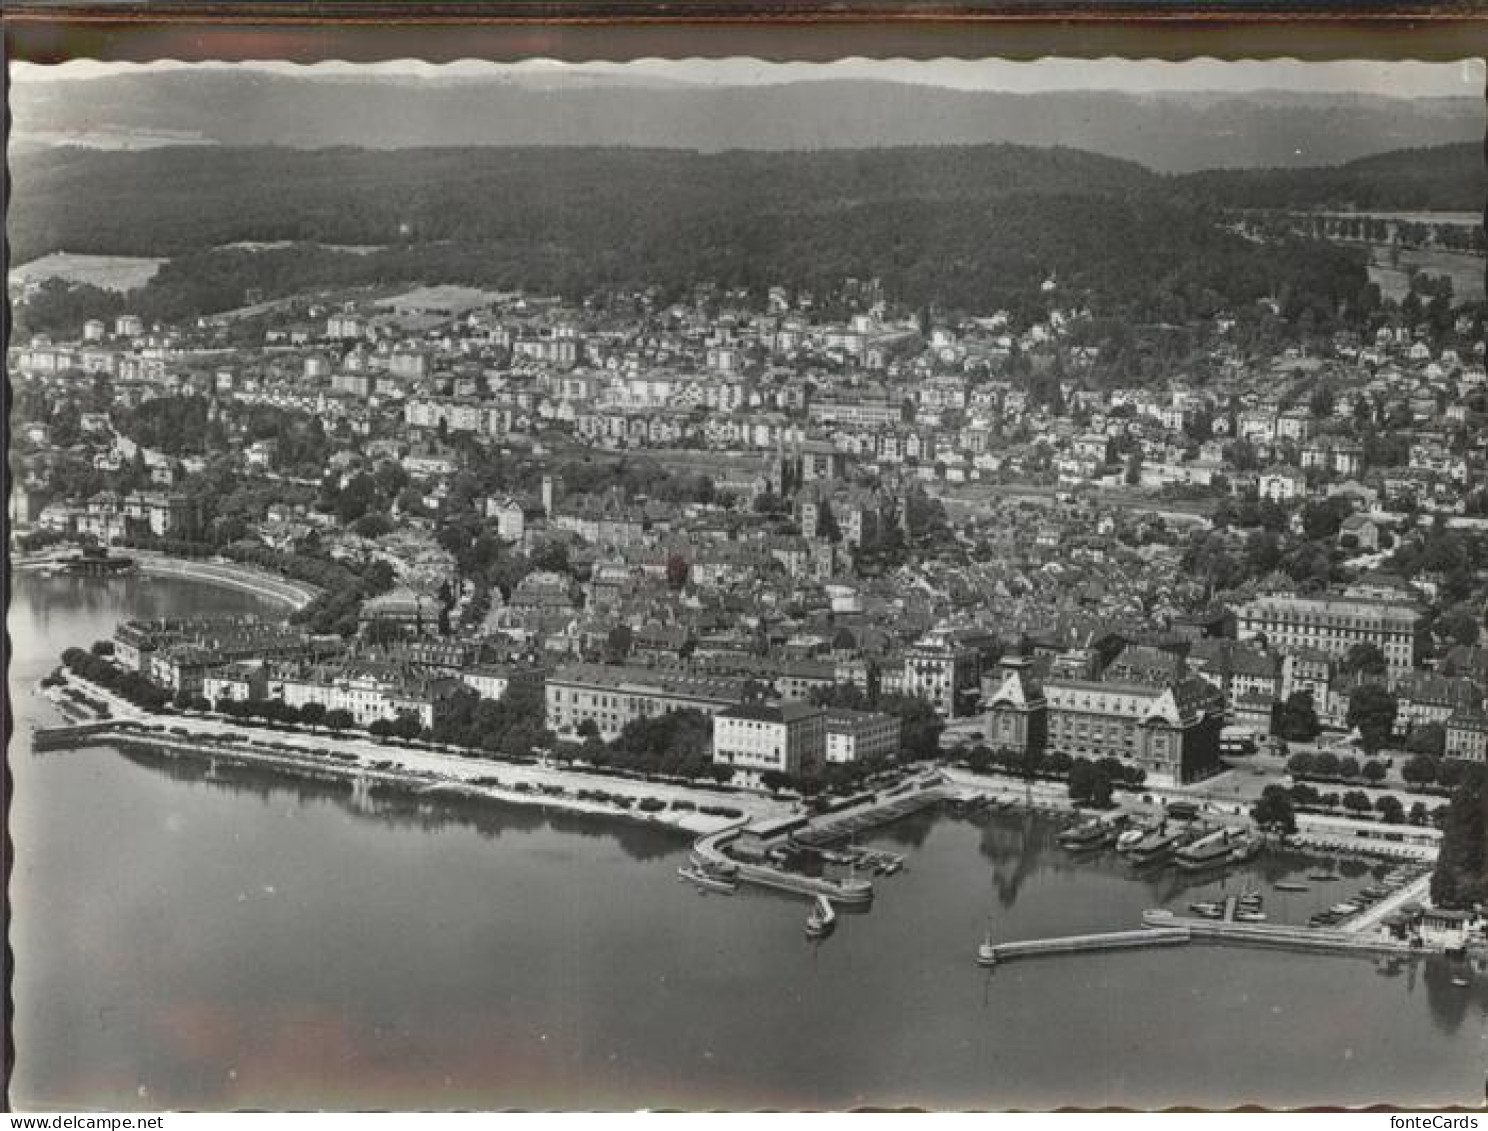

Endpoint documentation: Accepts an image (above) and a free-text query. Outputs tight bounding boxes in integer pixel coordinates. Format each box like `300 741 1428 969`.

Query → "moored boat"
1274 881 1310 893
1228 834 1263 864
1059 817 1118 853
805 894 837 939
1128 827 1183 869
1176 827 1245 871
678 865 738 894
1188 901 1225 919
1234 910 1268 923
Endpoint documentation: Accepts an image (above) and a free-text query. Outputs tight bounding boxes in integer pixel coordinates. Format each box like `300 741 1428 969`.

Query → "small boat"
805 895 837 939
1330 902 1361 916
1308 871 1341 882
1188 901 1225 919
678 865 737 895
1274 881 1310 893
976 931 998 968
1452 976 1471 988
1115 826 1150 853
1059 817 1118 853
1238 892 1263 909
1229 835 1263 864
1234 910 1269 923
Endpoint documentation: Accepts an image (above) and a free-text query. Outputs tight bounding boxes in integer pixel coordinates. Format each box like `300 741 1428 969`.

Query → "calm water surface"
8 573 1487 1109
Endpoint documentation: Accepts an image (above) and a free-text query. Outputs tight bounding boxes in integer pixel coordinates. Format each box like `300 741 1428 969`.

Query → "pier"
691 773 955 905
979 927 1192 966
1142 909 1422 957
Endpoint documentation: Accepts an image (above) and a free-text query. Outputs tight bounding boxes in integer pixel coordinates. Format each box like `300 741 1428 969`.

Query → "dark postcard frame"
5 3 1488 65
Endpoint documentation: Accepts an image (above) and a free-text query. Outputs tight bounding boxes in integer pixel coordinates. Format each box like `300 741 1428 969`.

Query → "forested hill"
9 143 1161 261
10 70 1480 172
1175 143 1485 212
9 143 1369 326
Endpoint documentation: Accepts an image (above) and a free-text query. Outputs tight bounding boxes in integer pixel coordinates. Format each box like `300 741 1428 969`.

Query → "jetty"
977 926 1192 966
1141 908 1421 957
690 775 952 905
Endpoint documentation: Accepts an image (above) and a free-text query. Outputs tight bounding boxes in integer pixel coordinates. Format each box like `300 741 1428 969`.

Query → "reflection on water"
111 743 689 863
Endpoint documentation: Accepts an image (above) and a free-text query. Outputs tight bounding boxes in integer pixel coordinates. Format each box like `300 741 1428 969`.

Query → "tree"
1405 723 1446 757
1301 497 1353 541
325 708 354 734
1346 684 1397 753
299 702 327 729
1435 605 1483 648
1286 750 1316 778
1374 794 1405 825
1341 643 1388 679
874 693 944 761
1274 691 1322 743
1401 753 1438 787
1068 758 1096 802
665 553 690 590
1312 750 1341 779
1124 449 1143 486
1362 759 1387 784
1430 763 1487 908
1251 784 1296 834
604 625 634 664
760 770 791 795
1341 789 1373 815
390 711 423 741
1437 758 1467 790
1337 755 1361 781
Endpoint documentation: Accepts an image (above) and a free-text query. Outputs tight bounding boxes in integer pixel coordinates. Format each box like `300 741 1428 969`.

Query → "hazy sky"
11 57 1484 96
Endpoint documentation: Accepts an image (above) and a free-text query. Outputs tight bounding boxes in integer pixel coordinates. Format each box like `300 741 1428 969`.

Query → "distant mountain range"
9 69 1481 173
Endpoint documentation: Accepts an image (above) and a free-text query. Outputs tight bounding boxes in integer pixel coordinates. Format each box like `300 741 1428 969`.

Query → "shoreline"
34 672 784 838
129 552 320 611
13 550 319 612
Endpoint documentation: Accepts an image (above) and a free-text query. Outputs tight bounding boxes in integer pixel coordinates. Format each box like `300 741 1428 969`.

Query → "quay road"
31 673 792 837
938 766 1440 861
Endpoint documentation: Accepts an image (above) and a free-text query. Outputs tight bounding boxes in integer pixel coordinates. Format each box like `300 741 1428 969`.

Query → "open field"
10 251 167 293
1368 246 1485 302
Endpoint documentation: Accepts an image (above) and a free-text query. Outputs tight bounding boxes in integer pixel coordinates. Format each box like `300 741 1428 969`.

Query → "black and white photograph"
5 43 1488 1112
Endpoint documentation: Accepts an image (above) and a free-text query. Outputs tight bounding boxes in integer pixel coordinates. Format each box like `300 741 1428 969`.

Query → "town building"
823 709 902 765
1234 588 1425 681
901 626 991 718
712 701 826 784
545 663 746 739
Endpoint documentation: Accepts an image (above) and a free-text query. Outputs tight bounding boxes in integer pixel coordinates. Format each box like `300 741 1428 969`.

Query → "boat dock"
978 927 1193 966
1141 908 1421 957
1340 873 1433 936
792 784 948 848
689 773 960 904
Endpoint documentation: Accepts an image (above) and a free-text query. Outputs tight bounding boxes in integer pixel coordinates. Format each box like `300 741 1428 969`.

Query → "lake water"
8 572 1487 1110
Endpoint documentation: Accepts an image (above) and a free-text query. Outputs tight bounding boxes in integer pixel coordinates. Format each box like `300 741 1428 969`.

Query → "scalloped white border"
11 56 1486 98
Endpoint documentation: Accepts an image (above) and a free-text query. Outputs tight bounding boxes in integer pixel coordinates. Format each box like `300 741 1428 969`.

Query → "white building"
824 709 901 765
712 701 826 783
